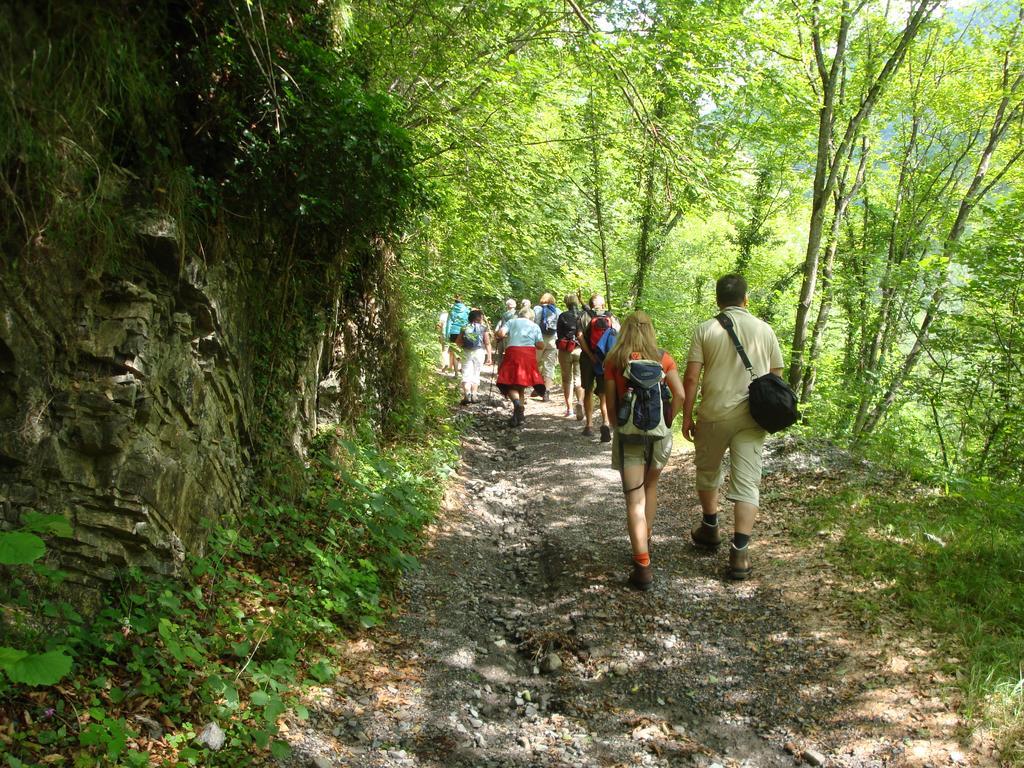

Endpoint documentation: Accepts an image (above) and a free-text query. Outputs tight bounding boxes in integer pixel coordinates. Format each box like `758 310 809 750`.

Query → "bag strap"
716 313 756 382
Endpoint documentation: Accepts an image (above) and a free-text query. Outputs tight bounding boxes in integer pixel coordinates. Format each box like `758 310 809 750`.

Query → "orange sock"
633 552 650 567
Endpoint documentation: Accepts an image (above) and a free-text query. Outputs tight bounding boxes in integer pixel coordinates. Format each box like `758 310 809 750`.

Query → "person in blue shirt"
445 297 469 372
495 308 545 426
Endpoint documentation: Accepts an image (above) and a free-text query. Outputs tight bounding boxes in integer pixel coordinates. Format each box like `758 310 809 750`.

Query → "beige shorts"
536 334 558 382
557 347 582 390
694 410 767 506
611 430 673 471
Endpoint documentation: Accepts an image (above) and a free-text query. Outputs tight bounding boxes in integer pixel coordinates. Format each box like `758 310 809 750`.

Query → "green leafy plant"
0 514 75 688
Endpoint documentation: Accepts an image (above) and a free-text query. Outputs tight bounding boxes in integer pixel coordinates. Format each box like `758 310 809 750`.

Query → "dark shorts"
580 354 604 394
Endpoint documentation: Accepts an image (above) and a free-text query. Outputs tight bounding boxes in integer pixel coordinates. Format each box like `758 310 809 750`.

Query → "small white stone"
803 748 827 766
197 722 225 751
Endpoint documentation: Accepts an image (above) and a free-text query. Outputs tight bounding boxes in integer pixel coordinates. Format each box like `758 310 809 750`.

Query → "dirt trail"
285 375 995 768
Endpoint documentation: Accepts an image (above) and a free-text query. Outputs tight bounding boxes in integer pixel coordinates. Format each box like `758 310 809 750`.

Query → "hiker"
457 309 492 405
495 307 545 426
436 307 450 371
604 312 684 591
556 294 586 419
520 298 532 313
446 296 470 372
494 298 517 368
578 293 619 442
683 274 784 581
533 293 560 402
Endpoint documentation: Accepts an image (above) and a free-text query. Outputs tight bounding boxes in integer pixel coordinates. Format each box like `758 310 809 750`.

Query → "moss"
1 1 423 498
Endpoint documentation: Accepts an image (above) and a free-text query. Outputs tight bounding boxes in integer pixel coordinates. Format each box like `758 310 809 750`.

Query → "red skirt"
497 345 545 394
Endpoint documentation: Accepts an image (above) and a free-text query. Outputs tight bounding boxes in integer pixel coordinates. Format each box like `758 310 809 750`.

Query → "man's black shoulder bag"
715 313 800 434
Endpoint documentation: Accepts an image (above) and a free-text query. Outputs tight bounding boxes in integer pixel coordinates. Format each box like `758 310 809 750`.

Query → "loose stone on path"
277 375 993 768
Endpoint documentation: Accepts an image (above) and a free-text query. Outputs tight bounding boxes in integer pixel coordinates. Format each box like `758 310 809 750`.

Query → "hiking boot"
582 425 594 437
459 396 470 406
574 402 585 421
600 425 611 443
727 545 753 581
691 521 724 551
513 402 525 427
628 562 653 591
542 392 550 402
564 406 572 417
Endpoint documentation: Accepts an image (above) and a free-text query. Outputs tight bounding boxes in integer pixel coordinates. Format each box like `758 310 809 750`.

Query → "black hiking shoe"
600 425 611 443
512 402 525 427
460 396 470 406
582 425 594 437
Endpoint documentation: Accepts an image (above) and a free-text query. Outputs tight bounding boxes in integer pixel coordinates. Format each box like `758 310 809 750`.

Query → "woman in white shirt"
495 308 545 426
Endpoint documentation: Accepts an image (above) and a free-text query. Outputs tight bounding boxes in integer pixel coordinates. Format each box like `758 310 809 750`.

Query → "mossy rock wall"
0 3 417 588
0 221 405 587
0 223 246 583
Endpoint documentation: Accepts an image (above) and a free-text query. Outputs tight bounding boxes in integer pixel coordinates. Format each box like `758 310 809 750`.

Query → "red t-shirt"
605 351 677 397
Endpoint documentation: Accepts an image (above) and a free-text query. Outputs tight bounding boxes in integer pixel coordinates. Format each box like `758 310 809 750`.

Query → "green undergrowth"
795 476 1024 764
0 399 460 766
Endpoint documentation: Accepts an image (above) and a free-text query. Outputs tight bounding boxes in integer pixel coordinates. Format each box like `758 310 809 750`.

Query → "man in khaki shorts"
682 274 784 580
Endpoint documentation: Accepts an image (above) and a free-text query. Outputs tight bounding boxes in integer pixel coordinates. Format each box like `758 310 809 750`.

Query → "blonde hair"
517 307 533 319
604 311 660 371
539 292 555 305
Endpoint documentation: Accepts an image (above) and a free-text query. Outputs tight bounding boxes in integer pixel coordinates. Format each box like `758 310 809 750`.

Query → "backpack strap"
716 313 756 382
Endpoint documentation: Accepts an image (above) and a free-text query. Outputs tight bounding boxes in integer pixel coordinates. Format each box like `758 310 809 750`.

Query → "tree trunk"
858 58 1024 436
588 95 612 308
631 151 658 309
802 139 869 402
789 0 939 391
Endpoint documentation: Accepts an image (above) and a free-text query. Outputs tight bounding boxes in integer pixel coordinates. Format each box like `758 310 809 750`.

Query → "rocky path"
284 375 996 768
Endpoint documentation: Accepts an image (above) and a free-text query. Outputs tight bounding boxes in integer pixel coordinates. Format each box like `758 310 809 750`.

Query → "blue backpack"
447 302 469 335
461 322 485 351
539 304 558 334
593 325 617 375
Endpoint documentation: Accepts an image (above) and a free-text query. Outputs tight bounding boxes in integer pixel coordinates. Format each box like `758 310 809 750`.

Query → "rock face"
0 218 374 588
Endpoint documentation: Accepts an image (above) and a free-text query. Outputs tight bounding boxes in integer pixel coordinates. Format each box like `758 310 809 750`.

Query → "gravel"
279 376 994 768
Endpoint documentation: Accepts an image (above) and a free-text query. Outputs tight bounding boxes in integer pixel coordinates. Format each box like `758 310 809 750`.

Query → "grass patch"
797 477 1024 763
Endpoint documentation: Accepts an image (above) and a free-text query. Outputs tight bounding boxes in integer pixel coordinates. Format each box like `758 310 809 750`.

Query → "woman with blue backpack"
457 309 492 405
533 293 560 402
603 311 685 591
445 296 470 373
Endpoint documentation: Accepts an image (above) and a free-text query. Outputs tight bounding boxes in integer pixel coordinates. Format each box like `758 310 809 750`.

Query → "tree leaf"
0 647 28 666
270 740 291 759
3 649 73 686
20 513 73 537
0 531 46 565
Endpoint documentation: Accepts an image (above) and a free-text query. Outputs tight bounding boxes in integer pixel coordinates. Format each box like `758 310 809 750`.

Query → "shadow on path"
284 374 990 768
